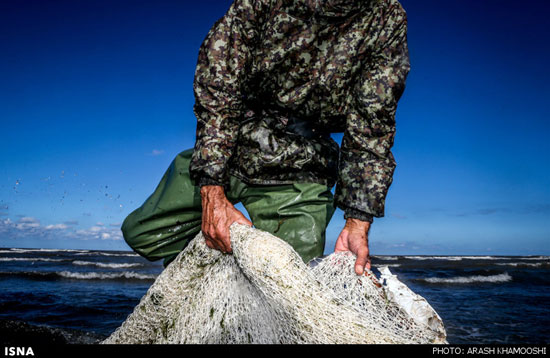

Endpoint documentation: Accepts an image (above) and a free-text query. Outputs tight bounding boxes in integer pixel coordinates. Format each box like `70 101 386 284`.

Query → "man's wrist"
345 217 371 230
200 185 226 201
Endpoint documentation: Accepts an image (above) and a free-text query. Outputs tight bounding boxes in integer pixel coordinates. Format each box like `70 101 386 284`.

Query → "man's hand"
334 218 372 275
200 185 252 254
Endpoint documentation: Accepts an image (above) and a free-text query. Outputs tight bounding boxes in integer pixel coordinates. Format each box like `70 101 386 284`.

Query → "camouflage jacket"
189 0 410 222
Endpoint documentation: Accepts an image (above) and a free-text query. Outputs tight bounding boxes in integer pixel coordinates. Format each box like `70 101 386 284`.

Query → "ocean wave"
72 260 142 269
372 256 399 261
420 272 512 284
0 257 67 263
376 263 400 268
0 270 156 281
520 256 550 261
0 248 140 257
57 271 155 280
75 252 139 257
404 256 464 261
453 256 505 260
402 256 524 261
496 262 548 268
3 248 90 253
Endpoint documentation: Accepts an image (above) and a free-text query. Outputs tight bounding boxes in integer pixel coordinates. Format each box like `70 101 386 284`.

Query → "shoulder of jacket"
377 0 407 19
362 0 407 29
230 0 278 19
232 0 276 10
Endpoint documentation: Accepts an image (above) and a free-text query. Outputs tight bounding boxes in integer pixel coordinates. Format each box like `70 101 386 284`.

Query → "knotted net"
103 223 447 344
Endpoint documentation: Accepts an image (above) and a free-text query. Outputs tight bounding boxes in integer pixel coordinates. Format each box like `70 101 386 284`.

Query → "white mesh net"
103 223 447 344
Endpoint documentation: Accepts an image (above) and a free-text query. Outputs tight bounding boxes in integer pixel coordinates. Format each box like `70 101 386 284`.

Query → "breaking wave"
404 256 464 261
419 273 512 284
75 252 139 257
0 257 68 263
377 263 401 268
496 262 548 268
2 248 90 254
403 256 508 261
372 256 399 261
0 270 156 281
520 256 550 261
57 271 155 280
72 260 142 269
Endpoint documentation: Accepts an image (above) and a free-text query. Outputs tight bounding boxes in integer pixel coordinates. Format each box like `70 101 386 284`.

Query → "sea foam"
72 260 142 269
0 257 67 263
57 271 156 280
421 272 512 284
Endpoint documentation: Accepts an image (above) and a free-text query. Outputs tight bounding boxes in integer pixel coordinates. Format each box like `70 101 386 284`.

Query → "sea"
0 247 548 344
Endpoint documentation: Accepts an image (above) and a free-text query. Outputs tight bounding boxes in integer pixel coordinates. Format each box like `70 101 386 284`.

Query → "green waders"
121 149 336 267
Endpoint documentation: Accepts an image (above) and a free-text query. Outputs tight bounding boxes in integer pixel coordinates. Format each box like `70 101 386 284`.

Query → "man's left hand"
334 218 371 275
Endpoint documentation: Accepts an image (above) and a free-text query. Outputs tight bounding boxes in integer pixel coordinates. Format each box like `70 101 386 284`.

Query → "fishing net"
102 223 447 344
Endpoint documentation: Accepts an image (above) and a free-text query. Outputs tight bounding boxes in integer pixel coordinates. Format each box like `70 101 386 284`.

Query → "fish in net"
102 223 447 344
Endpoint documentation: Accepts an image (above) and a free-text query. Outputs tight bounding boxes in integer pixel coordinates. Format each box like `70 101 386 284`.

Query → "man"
121 0 410 275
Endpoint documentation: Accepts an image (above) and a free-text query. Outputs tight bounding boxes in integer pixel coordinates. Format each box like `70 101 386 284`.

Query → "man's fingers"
232 206 253 227
202 221 236 253
234 217 253 227
222 238 232 254
206 235 230 253
217 228 232 253
366 255 372 271
205 240 223 252
362 239 371 271
203 226 226 253
204 236 221 251
354 248 369 275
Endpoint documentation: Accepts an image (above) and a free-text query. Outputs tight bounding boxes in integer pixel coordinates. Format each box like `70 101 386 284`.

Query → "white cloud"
15 217 41 230
0 216 123 242
19 217 39 223
150 149 164 156
45 223 68 230
74 225 123 241
15 222 40 229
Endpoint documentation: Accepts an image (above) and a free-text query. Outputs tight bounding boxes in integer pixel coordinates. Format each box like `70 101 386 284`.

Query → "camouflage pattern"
190 0 410 220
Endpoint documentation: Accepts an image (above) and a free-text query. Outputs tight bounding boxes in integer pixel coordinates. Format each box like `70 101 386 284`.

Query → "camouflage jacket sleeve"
189 0 267 188
335 5 411 222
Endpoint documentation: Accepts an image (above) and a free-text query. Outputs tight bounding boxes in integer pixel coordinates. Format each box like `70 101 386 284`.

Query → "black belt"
285 115 331 140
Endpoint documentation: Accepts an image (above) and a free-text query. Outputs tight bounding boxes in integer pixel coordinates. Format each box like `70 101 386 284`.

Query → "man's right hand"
200 185 252 254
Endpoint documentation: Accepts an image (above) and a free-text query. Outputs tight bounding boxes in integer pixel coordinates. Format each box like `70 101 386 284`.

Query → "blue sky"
0 0 548 255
